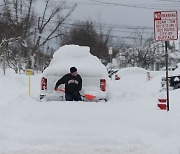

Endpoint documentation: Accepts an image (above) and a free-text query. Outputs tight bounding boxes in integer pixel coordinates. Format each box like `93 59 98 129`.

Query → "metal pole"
165 41 169 111
28 75 31 96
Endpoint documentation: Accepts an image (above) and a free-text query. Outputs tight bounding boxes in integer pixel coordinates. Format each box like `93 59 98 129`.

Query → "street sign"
154 11 178 41
26 69 34 75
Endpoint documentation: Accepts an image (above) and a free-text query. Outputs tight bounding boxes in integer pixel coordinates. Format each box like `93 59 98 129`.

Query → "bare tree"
131 29 157 68
61 20 112 63
33 0 76 52
0 0 76 72
62 20 98 53
0 0 37 72
29 0 76 70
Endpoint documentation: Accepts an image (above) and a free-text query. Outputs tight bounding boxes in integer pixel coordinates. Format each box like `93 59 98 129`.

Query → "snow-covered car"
108 69 118 78
40 45 110 101
160 76 180 91
161 66 176 71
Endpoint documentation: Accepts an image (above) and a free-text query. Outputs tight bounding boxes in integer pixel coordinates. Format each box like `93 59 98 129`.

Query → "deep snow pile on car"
40 45 110 101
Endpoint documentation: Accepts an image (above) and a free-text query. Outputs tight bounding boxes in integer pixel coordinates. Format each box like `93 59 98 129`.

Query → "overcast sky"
68 0 180 26
65 0 180 42
1 0 179 45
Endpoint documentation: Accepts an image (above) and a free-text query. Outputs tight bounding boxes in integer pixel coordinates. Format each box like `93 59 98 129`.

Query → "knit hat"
70 67 77 73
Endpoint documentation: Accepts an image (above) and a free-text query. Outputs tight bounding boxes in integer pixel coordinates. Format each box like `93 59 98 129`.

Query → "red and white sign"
154 11 178 41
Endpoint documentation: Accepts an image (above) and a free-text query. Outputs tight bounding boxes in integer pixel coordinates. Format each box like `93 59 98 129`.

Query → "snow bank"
52 44 91 59
116 67 147 76
114 67 147 80
43 45 108 77
1 67 180 154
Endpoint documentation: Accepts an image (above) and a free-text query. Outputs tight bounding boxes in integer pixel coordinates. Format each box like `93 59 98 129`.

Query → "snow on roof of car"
43 45 108 77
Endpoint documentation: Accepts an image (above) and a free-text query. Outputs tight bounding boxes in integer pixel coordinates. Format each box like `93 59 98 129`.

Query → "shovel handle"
56 88 65 93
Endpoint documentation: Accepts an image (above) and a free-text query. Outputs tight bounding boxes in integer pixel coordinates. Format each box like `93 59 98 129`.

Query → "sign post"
26 69 34 96
154 11 178 111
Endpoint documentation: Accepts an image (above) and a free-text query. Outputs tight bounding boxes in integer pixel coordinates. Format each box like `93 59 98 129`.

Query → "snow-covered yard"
0 67 180 154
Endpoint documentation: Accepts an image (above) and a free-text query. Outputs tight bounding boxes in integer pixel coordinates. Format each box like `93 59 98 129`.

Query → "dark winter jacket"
55 73 82 94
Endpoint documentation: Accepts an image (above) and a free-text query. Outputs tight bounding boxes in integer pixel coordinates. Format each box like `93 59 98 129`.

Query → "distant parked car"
160 76 180 91
160 65 180 91
161 66 176 71
40 45 110 101
108 69 118 78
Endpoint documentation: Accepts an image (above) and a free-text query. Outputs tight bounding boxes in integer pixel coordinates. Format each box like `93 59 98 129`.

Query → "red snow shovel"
56 88 96 101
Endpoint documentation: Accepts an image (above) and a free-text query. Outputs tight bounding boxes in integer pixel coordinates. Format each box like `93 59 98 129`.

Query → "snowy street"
1 68 180 154
0 0 180 153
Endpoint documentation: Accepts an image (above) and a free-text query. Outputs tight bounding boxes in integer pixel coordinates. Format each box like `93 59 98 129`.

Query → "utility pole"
165 41 169 111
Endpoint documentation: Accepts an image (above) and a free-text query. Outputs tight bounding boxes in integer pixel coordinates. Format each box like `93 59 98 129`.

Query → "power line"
54 0 180 10
160 0 180 2
2 1 179 42
86 0 180 10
